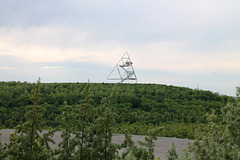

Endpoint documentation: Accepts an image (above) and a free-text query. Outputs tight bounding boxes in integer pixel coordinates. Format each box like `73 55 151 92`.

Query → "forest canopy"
0 81 235 139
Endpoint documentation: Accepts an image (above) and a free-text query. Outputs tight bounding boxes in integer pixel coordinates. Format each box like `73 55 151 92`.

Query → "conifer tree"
118 130 147 160
119 128 160 160
177 149 192 160
118 130 135 159
73 82 94 160
0 133 6 158
54 101 75 160
92 87 118 160
123 151 137 160
167 142 178 160
138 128 160 160
2 78 55 160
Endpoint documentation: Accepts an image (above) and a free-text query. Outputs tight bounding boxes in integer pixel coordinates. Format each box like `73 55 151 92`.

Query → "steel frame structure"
107 51 137 83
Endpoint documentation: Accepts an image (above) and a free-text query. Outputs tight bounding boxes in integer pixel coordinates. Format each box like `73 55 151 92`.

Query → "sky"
0 0 240 96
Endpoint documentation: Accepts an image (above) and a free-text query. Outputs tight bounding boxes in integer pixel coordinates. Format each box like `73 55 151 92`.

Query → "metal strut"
107 51 137 83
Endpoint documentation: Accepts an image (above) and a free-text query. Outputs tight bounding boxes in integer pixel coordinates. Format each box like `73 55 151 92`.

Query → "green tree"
177 149 192 160
119 128 160 160
0 133 6 157
118 130 147 160
92 87 118 160
123 151 137 160
138 128 160 160
54 101 75 160
190 87 240 160
73 82 94 160
167 142 178 160
1 79 55 160
118 130 135 159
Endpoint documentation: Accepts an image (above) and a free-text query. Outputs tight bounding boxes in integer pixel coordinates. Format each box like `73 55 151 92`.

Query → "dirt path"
0 129 193 160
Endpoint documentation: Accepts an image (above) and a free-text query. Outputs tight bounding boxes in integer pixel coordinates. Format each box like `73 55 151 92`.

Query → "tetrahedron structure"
107 51 137 83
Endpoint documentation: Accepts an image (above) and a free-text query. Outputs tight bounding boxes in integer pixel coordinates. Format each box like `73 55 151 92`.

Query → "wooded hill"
0 81 235 139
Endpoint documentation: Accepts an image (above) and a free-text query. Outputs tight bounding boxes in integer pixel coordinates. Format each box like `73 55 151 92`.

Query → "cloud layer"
0 0 240 96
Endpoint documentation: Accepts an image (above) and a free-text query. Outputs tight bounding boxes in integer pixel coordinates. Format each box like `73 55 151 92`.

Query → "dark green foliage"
92 87 118 160
54 83 119 160
1 79 55 160
0 133 5 158
73 82 94 160
0 81 235 139
129 145 148 160
114 122 203 139
54 102 75 160
1 79 239 159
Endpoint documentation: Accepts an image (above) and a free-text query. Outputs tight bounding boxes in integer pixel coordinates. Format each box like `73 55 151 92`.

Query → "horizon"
0 79 237 97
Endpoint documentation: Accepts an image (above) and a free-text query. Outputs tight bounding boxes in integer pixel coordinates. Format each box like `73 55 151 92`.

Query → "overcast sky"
0 0 240 96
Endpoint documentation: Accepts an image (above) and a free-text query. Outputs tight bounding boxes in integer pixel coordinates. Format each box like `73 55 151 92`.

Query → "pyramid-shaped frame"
107 51 137 83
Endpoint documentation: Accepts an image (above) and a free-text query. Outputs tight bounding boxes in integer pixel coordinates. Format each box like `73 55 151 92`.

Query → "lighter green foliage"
190 87 240 160
119 127 160 160
167 142 178 160
138 127 161 160
236 87 240 101
177 149 193 160
118 130 135 159
118 130 147 160
123 151 137 160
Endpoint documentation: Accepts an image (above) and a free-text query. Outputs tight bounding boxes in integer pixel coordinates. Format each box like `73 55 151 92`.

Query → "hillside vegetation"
0 81 235 139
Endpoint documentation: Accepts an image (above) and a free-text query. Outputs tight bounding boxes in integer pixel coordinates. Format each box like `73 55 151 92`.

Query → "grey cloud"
1 0 239 46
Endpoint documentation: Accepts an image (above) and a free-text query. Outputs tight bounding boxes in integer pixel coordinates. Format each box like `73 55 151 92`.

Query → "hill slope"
0 82 235 138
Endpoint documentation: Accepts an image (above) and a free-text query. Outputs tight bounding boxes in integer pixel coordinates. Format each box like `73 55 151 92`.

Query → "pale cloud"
1 27 240 74
0 26 123 64
41 66 64 69
0 27 125 65
0 67 16 70
0 40 67 63
131 40 240 73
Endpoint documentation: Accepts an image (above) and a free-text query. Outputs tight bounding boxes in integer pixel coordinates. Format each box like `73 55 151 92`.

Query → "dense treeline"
1 81 239 160
0 81 235 139
0 80 162 160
